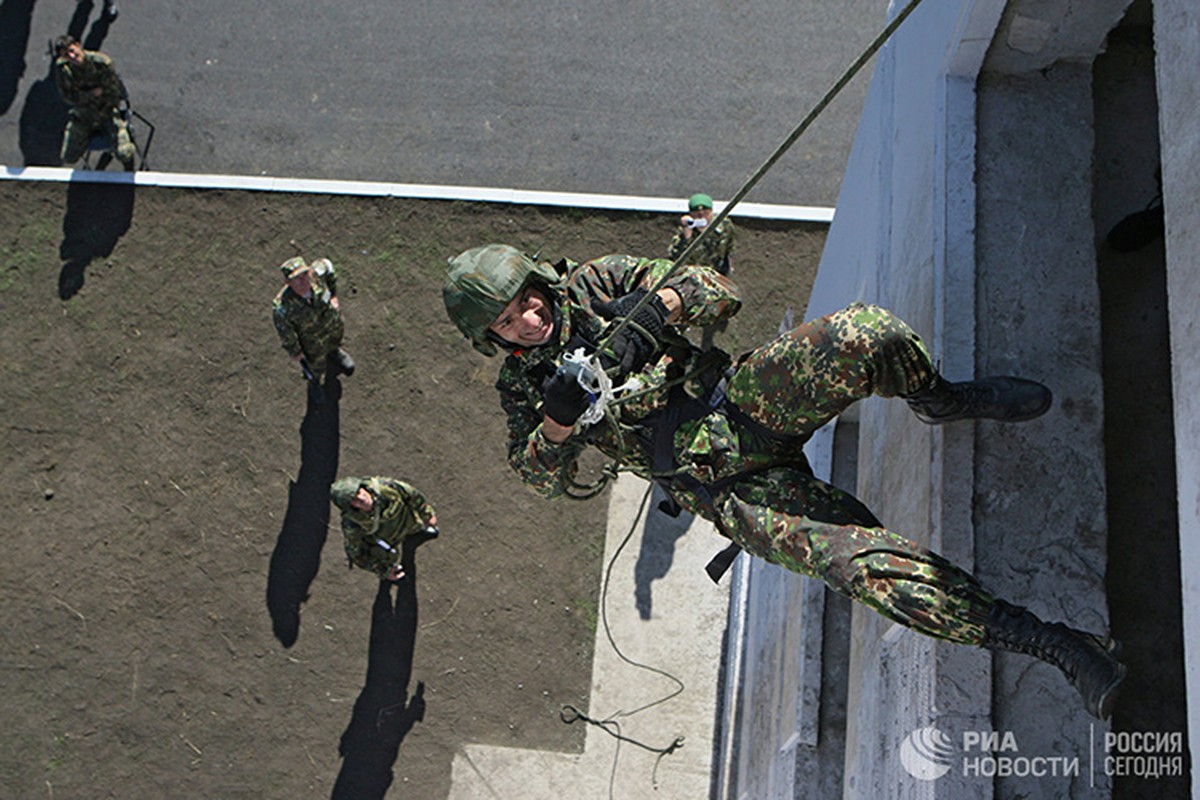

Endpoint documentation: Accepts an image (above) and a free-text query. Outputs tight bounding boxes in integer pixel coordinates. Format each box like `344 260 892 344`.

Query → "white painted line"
0 165 836 223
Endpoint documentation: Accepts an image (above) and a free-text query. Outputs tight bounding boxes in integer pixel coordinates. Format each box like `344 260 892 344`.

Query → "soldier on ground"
668 193 735 276
441 243 1126 719
330 477 439 581
52 34 135 170
272 257 355 399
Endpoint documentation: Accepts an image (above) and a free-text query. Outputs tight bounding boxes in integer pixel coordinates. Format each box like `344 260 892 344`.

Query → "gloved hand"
591 289 671 376
542 363 591 427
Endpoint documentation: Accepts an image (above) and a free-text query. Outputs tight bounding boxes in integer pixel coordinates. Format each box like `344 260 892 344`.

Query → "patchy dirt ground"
0 180 823 800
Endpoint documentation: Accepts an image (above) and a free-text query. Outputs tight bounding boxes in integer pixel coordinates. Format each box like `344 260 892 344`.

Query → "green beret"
687 193 713 210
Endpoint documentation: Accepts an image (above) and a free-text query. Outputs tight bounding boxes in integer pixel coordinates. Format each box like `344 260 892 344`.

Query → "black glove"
591 289 671 376
542 363 591 427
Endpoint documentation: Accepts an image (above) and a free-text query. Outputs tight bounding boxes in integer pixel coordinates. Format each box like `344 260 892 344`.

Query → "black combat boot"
905 374 1051 424
982 600 1126 720
332 348 355 376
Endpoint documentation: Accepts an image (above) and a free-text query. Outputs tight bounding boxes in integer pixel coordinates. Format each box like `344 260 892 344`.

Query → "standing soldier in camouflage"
668 193 735 275
52 35 135 170
442 243 1126 719
330 476 439 581
272 256 355 396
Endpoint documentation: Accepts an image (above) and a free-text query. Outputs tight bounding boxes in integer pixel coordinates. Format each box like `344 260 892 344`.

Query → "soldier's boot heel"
904 374 1051 424
982 600 1126 720
333 348 355 376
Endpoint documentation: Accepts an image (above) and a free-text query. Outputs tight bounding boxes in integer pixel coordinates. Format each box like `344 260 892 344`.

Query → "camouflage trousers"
61 108 135 166
298 320 345 374
713 303 995 645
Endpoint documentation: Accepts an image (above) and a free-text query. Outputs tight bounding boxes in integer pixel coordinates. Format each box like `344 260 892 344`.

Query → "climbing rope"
596 0 929 358
554 3 932 791
559 483 686 797
563 0 929 493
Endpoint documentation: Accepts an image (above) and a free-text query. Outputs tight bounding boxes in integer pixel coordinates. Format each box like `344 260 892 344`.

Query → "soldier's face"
489 286 554 348
288 271 313 297
350 487 374 513
64 43 84 65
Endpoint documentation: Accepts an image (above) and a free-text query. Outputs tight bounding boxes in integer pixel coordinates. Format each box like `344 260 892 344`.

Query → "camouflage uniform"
272 258 344 373
498 257 994 646
667 218 736 275
54 49 135 166
333 477 437 578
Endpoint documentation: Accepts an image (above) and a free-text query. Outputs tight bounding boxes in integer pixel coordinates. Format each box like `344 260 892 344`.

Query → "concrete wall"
1152 2 1200 796
719 0 1200 795
796 0 1136 797
811 2 1006 796
973 62 1111 798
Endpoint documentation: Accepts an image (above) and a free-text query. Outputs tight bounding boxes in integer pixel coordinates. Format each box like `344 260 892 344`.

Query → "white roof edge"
0 165 835 223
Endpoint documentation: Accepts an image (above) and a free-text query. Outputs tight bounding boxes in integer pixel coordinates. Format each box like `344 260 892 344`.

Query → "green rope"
563 0 929 496
596 0 929 356
559 483 686 797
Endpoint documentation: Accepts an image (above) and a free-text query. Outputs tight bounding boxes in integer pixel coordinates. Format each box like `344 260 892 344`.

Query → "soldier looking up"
272 256 355 398
52 34 135 170
668 192 735 276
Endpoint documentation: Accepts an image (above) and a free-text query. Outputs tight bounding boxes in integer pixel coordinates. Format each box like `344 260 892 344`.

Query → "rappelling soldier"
330 476 439 582
441 243 1126 719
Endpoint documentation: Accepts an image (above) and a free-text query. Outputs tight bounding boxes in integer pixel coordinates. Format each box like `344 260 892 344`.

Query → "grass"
0 215 59 294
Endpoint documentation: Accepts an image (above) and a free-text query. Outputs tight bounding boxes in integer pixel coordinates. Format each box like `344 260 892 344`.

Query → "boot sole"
914 404 1050 424
1094 661 1127 721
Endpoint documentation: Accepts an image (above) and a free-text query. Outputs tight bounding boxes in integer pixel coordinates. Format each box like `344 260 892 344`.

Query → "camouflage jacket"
272 259 343 360
341 477 436 577
54 51 123 115
668 219 735 273
498 255 743 502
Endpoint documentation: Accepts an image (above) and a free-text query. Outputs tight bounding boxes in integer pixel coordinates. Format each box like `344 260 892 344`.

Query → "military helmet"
443 244 559 356
330 476 363 510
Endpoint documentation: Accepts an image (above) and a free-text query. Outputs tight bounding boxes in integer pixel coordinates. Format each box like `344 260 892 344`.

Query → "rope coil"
563 347 642 428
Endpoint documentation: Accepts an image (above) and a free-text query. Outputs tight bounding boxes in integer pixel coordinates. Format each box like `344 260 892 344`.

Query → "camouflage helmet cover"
443 244 559 356
330 476 363 510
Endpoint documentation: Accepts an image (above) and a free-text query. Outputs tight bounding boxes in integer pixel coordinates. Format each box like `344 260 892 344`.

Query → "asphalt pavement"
1 0 885 207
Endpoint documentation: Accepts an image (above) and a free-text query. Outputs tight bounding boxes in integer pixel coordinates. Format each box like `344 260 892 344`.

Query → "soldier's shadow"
634 484 693 620
332 540 425 800
266 377 341 648
0 0 37 118
57 179 134 298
